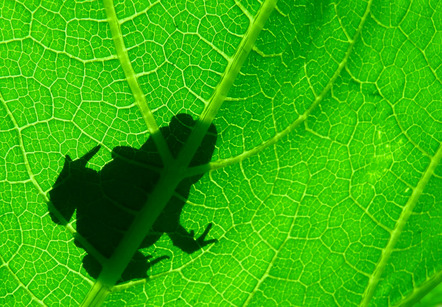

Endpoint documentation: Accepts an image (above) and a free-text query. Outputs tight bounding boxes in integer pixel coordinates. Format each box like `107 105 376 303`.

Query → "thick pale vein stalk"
360 144 442 306
81 0 278 306
179 0 278 165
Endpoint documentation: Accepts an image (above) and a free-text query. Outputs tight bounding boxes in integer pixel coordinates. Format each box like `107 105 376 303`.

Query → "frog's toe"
196 223 217 247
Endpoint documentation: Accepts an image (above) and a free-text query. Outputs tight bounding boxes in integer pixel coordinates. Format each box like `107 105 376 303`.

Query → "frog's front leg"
167 223 217 254
49 145 101 225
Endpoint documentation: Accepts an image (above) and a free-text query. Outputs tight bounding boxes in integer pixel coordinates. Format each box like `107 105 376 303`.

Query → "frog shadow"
48 113 218 283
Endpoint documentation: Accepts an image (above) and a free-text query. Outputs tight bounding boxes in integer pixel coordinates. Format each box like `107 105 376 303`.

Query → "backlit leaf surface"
0 0 441 306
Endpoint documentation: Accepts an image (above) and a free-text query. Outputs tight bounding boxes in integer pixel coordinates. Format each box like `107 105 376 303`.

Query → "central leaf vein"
81 0 278 305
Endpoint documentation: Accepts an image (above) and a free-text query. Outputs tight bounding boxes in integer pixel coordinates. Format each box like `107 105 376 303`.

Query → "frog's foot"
195 223 218 248
168 223 218 254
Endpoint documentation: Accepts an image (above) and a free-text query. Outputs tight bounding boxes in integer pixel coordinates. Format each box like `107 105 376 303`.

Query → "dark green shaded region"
48 113 217 283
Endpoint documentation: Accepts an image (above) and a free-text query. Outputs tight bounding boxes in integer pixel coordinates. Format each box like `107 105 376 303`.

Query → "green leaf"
1 0 441 306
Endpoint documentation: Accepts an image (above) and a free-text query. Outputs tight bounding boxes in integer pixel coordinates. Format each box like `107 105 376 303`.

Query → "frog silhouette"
48 113 217 282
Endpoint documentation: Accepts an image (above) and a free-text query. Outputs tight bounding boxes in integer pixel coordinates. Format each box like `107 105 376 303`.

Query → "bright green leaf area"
1 0 441 306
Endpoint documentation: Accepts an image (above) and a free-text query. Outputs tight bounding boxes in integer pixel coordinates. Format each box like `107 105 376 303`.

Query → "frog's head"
166 114 217 183
48 145 101 225
167 113 217 160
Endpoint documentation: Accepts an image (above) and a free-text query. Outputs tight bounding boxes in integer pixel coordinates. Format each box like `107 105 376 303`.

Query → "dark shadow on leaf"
48 113 217 283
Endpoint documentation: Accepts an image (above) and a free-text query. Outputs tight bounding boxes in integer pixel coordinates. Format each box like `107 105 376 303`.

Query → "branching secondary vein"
360 143 442 306
180 0 279 173
187 0 373 176
103 0 172 164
